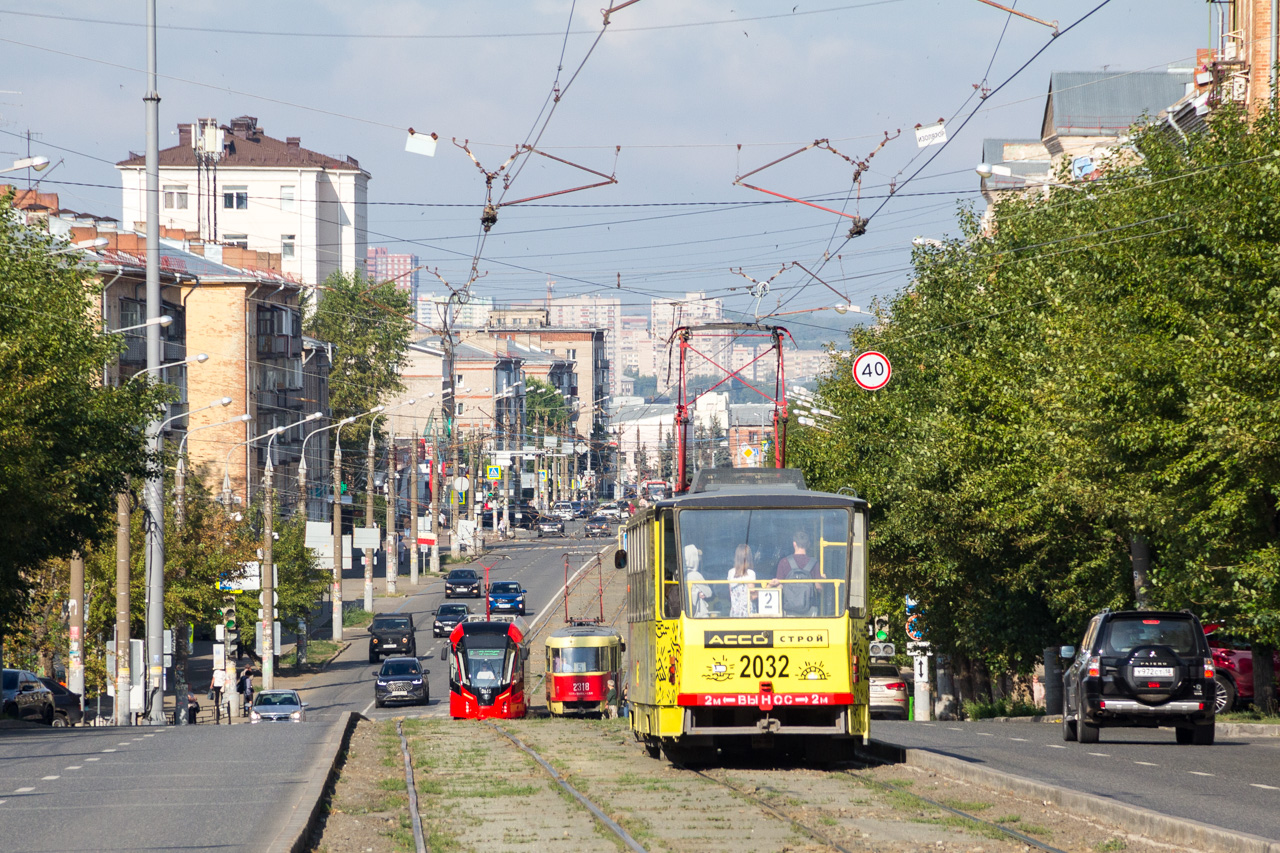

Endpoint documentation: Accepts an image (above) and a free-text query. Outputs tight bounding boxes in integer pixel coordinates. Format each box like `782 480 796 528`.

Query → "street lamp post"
0 155 50 174
364 400 414 609
332 406 384 641
261 412 322 690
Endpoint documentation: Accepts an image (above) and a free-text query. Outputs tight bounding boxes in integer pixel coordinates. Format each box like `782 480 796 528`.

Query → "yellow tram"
616 468 870 762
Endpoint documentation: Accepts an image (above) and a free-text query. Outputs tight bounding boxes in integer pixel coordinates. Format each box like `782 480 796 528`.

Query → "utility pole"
262 457 276 689
115 490 132 726
68 553 85 721
385 435 397 594
143 0 167 726
429 421 441 573
364 430 376 611
332 441 344 642
410 432 420 585
172 456 189 725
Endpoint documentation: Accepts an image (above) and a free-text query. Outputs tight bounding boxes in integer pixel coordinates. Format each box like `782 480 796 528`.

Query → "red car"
1205 627 1280 713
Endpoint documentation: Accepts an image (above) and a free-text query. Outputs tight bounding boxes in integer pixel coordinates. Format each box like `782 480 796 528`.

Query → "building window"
281 235 296 259
223 186 248 210
456 402 465 415
568 349 577 360
224 234 249 249
163 184 188 210
280 186 296 212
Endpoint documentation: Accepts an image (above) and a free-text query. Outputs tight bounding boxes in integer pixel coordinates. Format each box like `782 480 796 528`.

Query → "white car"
552 501 575 520
597 503 622 520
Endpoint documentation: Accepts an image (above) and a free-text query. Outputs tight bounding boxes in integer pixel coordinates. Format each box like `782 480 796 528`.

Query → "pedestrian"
237 666 255 717
209 668 226 724
498 512 509 540
186 691 200 725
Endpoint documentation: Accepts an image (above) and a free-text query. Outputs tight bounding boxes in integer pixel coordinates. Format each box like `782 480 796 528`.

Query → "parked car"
1 669 54 724
597 502 623 520
869 663 908 720
374 656 429 707
369 614 417 662
444 568 483 599
487 581 528 616
38 677 82 726
1062 609 1216 745
1205 627 1280 713
434 603 470 637
552 501 575 520
584 515 613 538
249 689 307 723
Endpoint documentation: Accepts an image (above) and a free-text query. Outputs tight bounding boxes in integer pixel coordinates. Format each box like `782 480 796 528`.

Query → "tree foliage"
525 377 571 433
0 194 165 636
791 105 1280 707
304 270 413 443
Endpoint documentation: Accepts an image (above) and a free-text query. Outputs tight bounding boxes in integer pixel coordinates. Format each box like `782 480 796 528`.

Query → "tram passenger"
728 544 757 617
684 544 712 618
770 530 820 616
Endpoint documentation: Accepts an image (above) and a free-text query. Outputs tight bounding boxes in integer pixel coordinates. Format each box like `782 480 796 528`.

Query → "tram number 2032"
739 654 789 678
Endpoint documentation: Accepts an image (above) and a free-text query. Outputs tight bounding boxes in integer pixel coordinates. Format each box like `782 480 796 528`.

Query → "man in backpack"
770 530 820 616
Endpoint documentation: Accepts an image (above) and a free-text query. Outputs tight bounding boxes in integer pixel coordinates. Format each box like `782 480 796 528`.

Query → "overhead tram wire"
761 0 1116 322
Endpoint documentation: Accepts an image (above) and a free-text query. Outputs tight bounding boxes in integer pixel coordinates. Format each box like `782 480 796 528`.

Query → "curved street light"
0 155 50 174
174 413 251 527
108 314 173 336
128 353 209 383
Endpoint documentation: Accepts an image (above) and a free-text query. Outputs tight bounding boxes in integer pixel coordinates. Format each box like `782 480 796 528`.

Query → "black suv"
1062 609 1216 745
368 614 417 663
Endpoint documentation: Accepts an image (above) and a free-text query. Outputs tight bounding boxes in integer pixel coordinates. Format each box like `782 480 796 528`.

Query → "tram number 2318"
739 654 789 678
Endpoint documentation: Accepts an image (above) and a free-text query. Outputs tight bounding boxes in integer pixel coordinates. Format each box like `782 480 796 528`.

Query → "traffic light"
222 598 238 646
874 614 890 641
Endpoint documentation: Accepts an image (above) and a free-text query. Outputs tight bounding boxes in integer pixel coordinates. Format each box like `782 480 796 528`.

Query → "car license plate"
1133 666 1173 677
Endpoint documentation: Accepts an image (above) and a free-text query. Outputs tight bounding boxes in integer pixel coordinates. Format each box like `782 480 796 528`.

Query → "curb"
268 711 364 853
863 738 1280 853
984 714 1280 738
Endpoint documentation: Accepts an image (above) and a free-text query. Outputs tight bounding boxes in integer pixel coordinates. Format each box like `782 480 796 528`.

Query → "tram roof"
654 468 868 509
547 624 623 645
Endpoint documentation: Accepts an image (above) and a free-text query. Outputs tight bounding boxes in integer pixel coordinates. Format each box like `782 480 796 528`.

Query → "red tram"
447 619 529 719
545 623 625 716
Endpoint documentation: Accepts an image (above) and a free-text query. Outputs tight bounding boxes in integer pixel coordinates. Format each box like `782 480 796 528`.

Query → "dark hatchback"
374 656 429 707
1063 609 1217 745
537 514 565 536
369 614 417 662
445 569 483 598
584 516 613 537
434 603 470 637
1 669 54 723
38 677 82 726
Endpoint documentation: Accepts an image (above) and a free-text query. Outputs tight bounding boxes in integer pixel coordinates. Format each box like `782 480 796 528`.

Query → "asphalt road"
0 721 326 851
875 718 1280 841
0 528 614 853
299 529 609 723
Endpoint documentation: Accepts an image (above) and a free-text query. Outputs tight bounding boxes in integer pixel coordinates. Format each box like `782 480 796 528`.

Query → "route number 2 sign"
853 350 892 391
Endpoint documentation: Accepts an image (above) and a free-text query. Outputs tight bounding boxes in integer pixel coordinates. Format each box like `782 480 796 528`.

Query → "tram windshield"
549 646 615 673
453 636 518 688
676 508 860 619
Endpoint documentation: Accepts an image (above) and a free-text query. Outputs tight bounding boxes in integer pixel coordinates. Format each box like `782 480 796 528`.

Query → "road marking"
118 742 132 746
1087 752 1109 757
947 727 964 731
41 776 59 781
1134 761 1159 766
102 749 116 753
1009 737 1028 742
1250 783 1280 790
14 788 33 793
1188 771 1214 776
977 732 993 737
65 766 82 770
1046 745 1067 749
362 699 376 716
920 723 935 727
0 800 7 805
143 733 155 737
85 758 100 762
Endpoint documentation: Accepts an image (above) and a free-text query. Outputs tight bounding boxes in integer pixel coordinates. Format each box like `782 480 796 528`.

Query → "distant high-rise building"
367 247 420 297
546 295 622 396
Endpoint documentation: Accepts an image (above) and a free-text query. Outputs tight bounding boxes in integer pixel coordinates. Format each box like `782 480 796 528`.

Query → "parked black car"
38 677 82 726
1062 609 1216 745
368 614 417 663
444 568 483 598
434 603 470 637
374 656 429 707
1 669 54 723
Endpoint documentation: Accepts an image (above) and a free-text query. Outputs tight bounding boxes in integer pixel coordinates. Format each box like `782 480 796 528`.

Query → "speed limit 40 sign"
852 350 892 391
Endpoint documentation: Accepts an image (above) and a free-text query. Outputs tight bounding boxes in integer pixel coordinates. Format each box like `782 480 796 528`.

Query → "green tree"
304 270 413 444
525 377 571 433
0 193 165 646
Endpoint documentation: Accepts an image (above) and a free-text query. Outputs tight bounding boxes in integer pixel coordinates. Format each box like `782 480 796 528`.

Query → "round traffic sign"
853 350 892 391
453 476 471 493
906 614 924 641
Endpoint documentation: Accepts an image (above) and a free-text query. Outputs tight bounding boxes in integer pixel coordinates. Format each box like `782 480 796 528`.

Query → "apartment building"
117 116 370 287
367 247 420 296
545 295 623 396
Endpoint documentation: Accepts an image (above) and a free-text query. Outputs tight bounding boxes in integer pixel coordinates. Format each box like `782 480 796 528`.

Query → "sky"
0 1 1212 330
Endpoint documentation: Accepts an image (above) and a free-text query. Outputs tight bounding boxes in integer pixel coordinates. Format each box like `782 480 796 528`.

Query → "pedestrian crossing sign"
486 465 501 480
539 469 547 481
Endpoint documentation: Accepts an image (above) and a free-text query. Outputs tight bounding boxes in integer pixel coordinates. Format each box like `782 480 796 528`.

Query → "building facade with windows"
367 247 420 296
117 116 370 288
